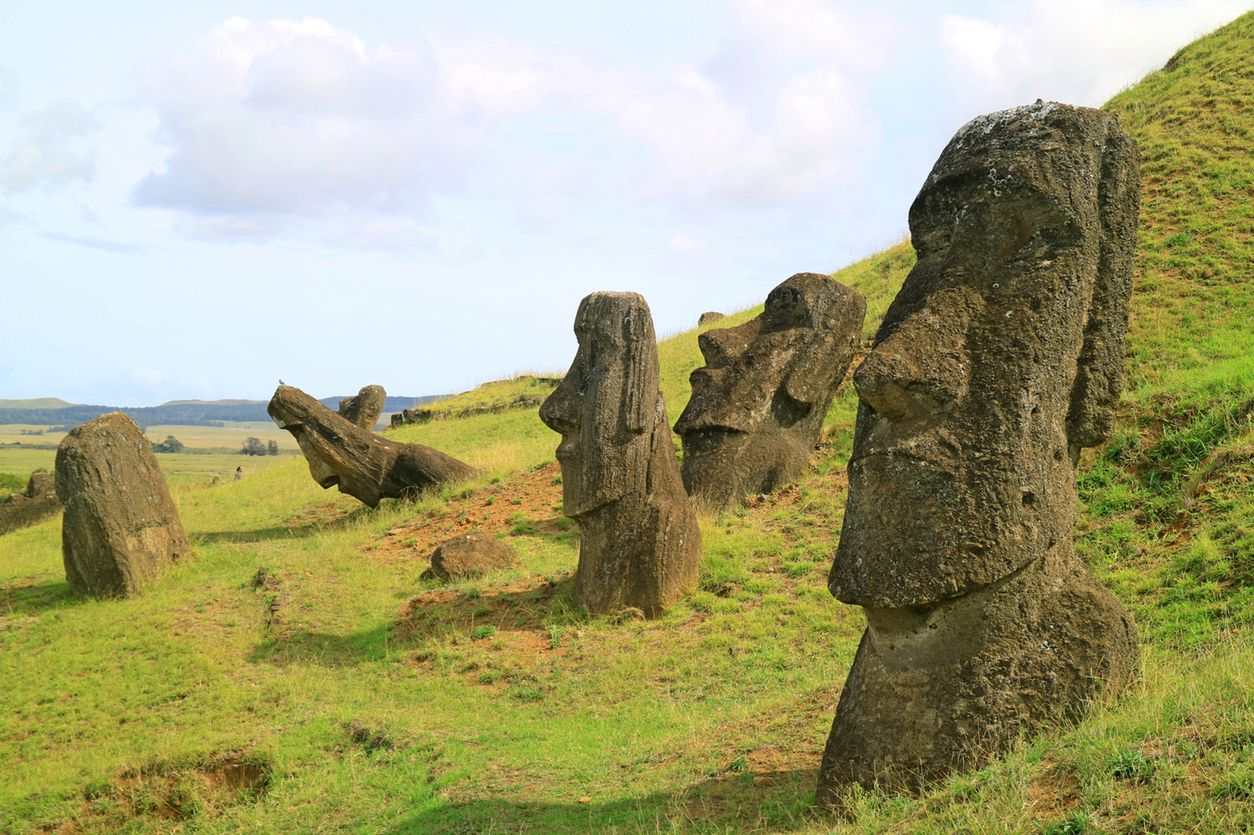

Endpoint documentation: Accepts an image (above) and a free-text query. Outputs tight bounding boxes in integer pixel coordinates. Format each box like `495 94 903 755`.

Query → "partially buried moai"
540 291 700 617
338 384 387 431
817 102 1141 806
56 413 190 597
675 273 865 510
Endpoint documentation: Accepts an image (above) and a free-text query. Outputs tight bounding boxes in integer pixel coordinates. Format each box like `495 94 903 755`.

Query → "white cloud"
940 0 1249 107
0 99 96 191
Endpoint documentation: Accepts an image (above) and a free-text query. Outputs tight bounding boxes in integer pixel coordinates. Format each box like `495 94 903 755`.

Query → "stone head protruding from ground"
675 273 865 509
540 291 700 617
55 412 190 597
817 101 1141 807
338 384 387 431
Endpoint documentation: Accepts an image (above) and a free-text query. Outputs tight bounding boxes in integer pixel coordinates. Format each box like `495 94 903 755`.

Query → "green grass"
2 11 1253 833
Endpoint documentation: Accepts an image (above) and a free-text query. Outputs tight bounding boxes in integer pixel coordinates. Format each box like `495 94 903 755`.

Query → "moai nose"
853 326 968 422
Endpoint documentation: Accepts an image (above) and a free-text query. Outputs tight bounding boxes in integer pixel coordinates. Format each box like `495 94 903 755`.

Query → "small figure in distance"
234 466 243 481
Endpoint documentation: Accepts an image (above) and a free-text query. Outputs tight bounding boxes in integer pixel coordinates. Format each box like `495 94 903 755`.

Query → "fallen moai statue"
338 384 387 431
675 273 865 510
818 101 1141 807
56 413 190 597
540 291 700 617
269 385 474 507
0 470 60 536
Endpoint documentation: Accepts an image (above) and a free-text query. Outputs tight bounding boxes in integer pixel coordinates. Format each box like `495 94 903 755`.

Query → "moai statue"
338 384 387 431
269 385 473 507
56 413 190 597
817 102 1141 807
0 469 60 535
675 273 866 510
540 291 701 617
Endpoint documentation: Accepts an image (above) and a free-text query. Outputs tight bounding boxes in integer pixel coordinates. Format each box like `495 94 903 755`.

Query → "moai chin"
675 273 866 510
817 102 1141 807
540 291 701 617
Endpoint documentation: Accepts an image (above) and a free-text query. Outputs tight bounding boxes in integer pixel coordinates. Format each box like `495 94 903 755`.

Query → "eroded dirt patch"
56 751 272 832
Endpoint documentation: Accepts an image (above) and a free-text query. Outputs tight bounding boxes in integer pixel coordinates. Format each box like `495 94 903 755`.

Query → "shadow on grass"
381 768 820 833
0 577 75 616
248 623 396 667
195 506 375 544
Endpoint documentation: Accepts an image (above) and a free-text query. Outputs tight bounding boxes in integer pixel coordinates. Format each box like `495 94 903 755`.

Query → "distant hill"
0 398 77 410
0 394 443 427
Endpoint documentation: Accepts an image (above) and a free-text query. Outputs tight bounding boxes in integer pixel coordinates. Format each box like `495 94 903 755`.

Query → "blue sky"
0 0 1245 405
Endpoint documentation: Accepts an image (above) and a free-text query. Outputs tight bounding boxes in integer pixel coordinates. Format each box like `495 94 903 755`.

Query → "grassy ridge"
1 12 1252 834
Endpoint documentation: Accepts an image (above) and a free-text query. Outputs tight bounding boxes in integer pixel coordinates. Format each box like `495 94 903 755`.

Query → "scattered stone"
540 291 701 617
817 101 1141 807
675 273 866 510
268 385 474 507
338 384 387 431
0 469 60 535
421 533 517 581
698 311 726 326
55 413 189 597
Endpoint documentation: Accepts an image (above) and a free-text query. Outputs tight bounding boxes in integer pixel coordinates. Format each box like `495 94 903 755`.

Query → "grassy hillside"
1 12 1251 833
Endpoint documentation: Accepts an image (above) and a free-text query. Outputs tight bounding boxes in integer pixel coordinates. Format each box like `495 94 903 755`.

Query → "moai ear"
1066 122 1139 452
620 302 659 434
783 332 844 406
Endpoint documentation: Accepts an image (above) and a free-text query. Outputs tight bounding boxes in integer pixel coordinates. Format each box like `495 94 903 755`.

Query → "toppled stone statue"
338 384 387 431
697 311 726 326
540 291 700 617
675 273 866 510
269 385 474 507
421 532 517 582
817 102 1141 806
0 470 60 536
56 413 190 597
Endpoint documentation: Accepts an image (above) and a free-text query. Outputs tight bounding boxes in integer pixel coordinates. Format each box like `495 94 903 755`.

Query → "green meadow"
1 13 1251 833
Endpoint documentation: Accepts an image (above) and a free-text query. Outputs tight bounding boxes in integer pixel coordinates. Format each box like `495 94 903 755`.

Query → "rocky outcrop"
818 102 1141 807
540 292 700 617
0 470 60 535
675 273 865 510
269 385 474 507
338 385 387 431
421 533 517 581
55 413 189 597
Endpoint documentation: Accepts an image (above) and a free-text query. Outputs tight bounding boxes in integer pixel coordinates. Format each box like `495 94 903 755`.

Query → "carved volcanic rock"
675 273 865 510
269 385 473 507
55 413 189 597
818 101 1141 807
540 291 700 617
421 533 516 582
0 470 61 535
338 384 387 431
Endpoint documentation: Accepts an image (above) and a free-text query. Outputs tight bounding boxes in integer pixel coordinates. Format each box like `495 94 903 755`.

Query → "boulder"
697 311 725 326
0 470 61 535
675 273 865 510
421 533 516 581
817 101 1141 807
540 291 701 617
269 385 474 507
55 413 189 597
338 384 387 431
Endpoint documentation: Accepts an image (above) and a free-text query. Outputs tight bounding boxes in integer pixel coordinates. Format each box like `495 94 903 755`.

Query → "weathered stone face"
338 385 387 431
675 273 865 509
55 413 189 597
269 385 474 507
540 292 700 616
817 102 1141 807
0 469 61 536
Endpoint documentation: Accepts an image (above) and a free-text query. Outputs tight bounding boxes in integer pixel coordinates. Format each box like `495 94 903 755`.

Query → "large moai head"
675 273 865 509
540 291 661 518
830 101 1140 609
540 291 701 616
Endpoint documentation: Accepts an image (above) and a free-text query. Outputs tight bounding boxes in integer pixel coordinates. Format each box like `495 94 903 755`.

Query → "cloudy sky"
1 1 1245 405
